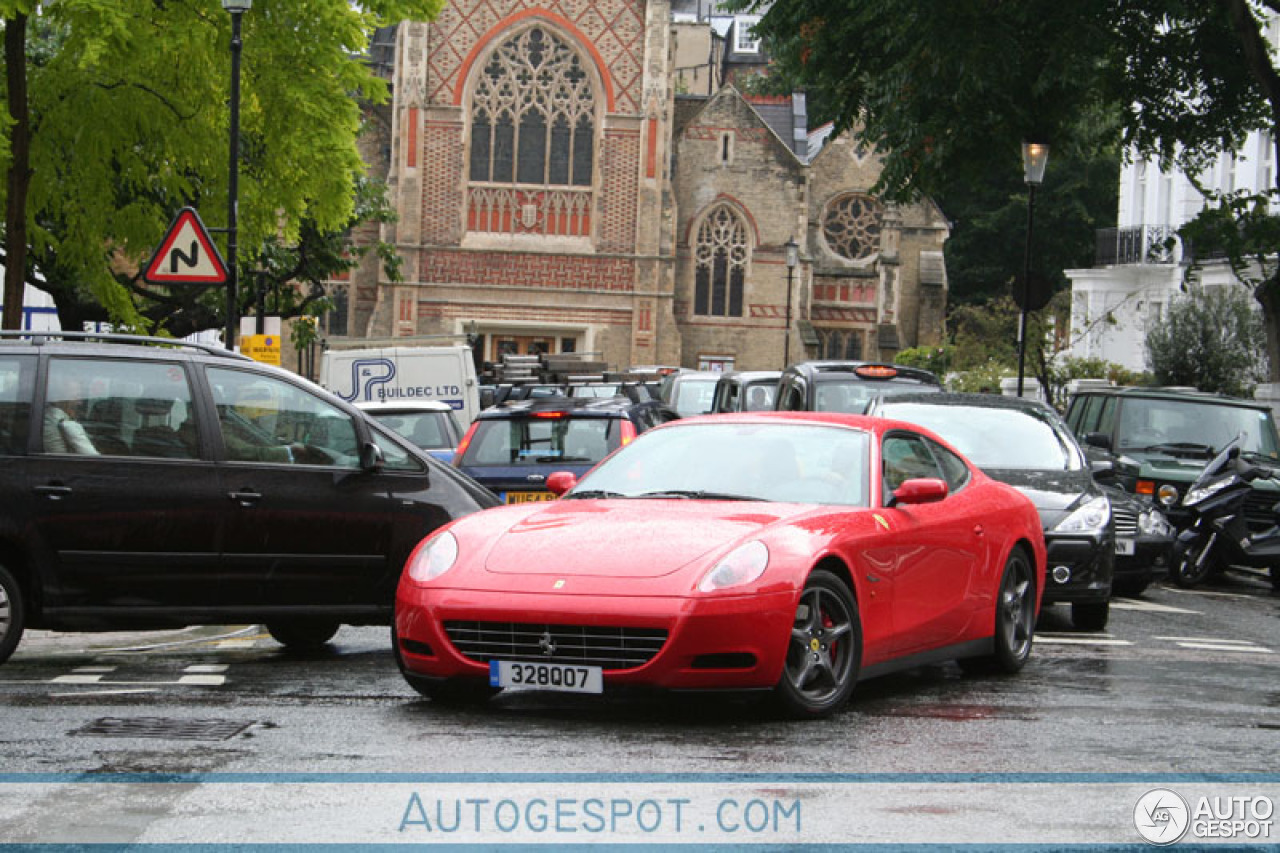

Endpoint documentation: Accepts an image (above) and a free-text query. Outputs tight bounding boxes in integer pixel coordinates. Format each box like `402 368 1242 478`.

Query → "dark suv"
0 331 498 663
454 396 679 503
1064 386 1280 528
775 361 941 414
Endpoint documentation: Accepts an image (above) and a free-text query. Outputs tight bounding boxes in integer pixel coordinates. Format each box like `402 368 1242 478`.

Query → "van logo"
538 631 557 657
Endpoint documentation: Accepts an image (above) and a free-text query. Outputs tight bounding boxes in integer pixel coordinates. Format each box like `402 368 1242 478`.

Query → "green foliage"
1 0 441 332
893 344 953 376
947 359 1013 395
1050 356 1151 389
1145 284 1268 398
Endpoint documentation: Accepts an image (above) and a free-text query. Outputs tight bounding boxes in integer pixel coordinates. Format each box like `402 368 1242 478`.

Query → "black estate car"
869 393 1121 629
776 361 941 414
0 331 498 663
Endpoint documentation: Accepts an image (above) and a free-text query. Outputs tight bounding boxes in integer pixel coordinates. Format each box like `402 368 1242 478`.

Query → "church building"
330 0 950 374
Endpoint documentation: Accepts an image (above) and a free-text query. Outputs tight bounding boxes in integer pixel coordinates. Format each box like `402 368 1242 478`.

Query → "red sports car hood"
483 500 801 578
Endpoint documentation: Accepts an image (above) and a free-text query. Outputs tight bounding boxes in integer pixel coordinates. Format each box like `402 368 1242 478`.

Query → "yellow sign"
242 334 281 366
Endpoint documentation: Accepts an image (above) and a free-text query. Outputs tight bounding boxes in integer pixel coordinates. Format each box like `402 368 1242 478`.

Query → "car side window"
778 380 805 411
44 358 199 459
207 367 359 468
1097 397 1118 438
368 425 426 473
926 438 970 492
0 355 33 456
882 433 943 494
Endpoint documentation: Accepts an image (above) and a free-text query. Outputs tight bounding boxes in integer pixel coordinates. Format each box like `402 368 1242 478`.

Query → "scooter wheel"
1171 536 1218 588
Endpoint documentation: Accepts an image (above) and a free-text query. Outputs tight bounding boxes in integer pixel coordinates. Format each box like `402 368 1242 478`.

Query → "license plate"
489 660 604 694
1115 538 1135 555
504 491 555 504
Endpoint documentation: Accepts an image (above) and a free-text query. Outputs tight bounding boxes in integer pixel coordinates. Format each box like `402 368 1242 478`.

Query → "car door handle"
34 484 73 500
228 489 262 507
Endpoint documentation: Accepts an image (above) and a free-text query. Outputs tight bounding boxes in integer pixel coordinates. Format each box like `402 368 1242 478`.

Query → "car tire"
773 569 861 719
1071 600 1110 632
0 564 26 665
266 620 340 649
1170 535 1218 588
961 548 1036 675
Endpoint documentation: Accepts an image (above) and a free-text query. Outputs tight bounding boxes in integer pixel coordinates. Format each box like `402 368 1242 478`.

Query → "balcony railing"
1095 225 1178 265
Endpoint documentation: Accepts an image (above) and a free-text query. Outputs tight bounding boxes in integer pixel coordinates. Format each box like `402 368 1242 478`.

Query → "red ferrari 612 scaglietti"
393 412 1047 718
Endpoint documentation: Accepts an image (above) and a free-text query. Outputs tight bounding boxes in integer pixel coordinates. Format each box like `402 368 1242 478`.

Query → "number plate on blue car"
489 660 603 693
1115 538 1135 555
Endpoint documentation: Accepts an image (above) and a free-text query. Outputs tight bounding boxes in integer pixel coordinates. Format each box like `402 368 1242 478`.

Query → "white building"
1065 128 1274 375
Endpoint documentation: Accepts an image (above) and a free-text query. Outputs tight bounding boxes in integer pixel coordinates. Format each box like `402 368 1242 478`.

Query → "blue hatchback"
453 396 679 503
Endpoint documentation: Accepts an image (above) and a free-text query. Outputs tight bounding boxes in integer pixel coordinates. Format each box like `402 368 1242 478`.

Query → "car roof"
785 360 941 385
1069 385 1270 410
873 391 1053 414
475 395 653 419
355 400 454 414
0 330 252 362
716 370 782 383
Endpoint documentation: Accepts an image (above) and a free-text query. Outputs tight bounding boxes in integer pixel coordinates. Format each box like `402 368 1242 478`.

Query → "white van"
320 345 480 426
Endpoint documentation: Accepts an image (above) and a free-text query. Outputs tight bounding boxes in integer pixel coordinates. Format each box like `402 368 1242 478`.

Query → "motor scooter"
1170 433 1280 590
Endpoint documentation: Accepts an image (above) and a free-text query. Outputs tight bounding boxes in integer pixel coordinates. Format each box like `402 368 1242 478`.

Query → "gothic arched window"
693 206 749 317
822 193 883 261
466 26 597 237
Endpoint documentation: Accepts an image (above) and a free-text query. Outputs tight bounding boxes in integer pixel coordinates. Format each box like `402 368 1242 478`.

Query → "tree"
736 0 1280 380
1146 284 1267 397
1 1 440 334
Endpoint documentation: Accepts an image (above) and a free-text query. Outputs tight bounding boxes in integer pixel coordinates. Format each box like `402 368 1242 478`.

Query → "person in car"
42 375 99 455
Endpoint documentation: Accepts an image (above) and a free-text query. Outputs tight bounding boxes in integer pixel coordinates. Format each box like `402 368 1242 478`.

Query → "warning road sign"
143 207 229 284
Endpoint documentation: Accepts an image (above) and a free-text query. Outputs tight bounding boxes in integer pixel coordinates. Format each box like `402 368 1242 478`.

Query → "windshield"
672 379 717 417
368 411 458 449
568 422 871 505
814 380 937 415
458 416 620 466
1117 398 1280 458
878 402 1080 471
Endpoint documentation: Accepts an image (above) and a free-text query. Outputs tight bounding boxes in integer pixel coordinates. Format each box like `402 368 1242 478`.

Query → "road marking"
51 674 107 684
49 688 160 698
1155 636 1273 654
1110 599 1200 614
177 674 226 685
72 666 117 674
184 664 229 673
215 639 258 649
1035 634 1133 646
1174 642 1273 653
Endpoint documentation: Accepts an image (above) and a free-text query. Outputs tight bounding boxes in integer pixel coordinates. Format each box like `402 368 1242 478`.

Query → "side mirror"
891 477 948 506
1084 432 1112 451
360 441 385 472
1090 458 1115 480
545 470 578 496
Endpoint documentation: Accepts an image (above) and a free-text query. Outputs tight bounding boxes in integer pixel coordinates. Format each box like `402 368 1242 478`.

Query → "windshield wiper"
633 489 763 501
565 489 628 499
1132 442 1215 457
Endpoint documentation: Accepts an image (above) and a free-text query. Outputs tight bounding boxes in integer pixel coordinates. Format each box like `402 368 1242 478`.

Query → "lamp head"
1022 141 1049 185
785 237 799 269
222 0 252 11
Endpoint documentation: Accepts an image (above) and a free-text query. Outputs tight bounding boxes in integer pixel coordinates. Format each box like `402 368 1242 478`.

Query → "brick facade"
338 3 947 375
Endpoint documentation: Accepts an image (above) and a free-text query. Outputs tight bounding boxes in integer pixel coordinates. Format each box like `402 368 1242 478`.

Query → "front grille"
444 621 667 670
1244 489 1280 532
1112 504 1138 537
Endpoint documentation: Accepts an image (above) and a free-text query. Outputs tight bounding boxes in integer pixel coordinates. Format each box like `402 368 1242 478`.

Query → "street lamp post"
783 237 799 368
223 0 251 351
1016 141 1049 397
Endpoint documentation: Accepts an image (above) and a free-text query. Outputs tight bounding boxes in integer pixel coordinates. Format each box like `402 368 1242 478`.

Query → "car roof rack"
0 329 253 361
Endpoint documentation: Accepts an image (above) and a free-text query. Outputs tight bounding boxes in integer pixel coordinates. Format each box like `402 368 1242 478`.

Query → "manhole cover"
70 717 255 741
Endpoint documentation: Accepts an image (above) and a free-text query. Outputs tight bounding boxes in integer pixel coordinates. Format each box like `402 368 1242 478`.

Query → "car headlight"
1138 508 1173 538
405 530 459 583
1183 478 1229 507
1053 495 1111 534
698 541 769 592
